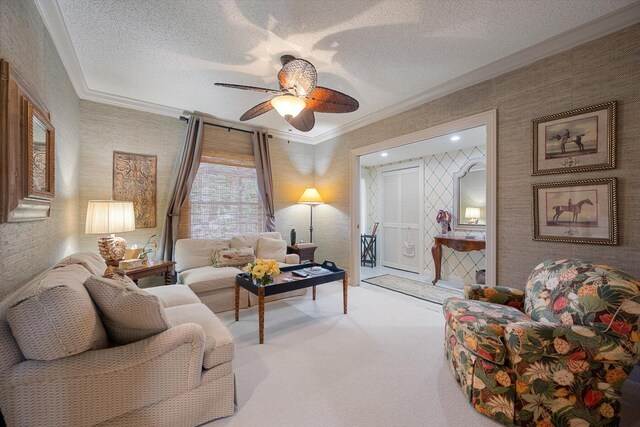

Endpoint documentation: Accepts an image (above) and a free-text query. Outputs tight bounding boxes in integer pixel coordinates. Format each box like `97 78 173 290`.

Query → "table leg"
343 273 348 314
431 243 442 285
234 283 239 321
312 285 316 300
164 271 172 285
258 287 265 344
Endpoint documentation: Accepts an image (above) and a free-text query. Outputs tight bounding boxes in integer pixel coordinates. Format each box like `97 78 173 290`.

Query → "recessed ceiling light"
381 152 388 157
450 135 461 141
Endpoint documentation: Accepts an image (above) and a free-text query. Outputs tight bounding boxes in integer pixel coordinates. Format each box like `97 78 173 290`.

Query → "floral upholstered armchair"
443 259 640 426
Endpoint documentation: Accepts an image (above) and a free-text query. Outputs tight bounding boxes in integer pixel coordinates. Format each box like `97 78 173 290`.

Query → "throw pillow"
212 247 255 268
256 236 286 262
84 275 170 345
6 264 109 361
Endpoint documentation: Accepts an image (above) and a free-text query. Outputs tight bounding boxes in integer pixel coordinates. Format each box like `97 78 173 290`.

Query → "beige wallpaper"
78 101 186 255
269 137 315 244
0 0 81 298
313 23 640 288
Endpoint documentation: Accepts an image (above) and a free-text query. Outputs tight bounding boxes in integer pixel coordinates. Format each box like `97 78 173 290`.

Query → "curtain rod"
180 116 272 138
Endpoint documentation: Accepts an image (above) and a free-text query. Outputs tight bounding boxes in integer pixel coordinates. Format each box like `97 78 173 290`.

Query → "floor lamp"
298 188 324 243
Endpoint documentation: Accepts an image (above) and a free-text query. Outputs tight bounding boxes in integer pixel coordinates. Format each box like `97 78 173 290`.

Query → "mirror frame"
25 99 55 199
0 58 55 222
453 157 486 232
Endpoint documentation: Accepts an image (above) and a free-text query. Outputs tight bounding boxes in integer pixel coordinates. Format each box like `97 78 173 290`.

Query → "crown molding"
36 0 640 145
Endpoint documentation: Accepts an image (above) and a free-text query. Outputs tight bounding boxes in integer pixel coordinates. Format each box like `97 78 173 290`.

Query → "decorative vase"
256 275 274 286
440 222 449 235
290 228 296 245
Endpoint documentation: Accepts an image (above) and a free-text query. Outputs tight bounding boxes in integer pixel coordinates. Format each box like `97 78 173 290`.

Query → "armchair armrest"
284 253 300 264
0 323 206 426
464 284 525 311
505 322 637 366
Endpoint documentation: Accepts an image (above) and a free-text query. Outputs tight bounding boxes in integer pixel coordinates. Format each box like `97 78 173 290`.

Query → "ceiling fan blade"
278 59 317 97
305 87 359 113
285 109 315 132
215 83 282 94
239 100 274 121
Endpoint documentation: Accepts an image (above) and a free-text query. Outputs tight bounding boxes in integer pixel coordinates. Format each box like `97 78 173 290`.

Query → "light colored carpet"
207 283 498 427
363 274 462 304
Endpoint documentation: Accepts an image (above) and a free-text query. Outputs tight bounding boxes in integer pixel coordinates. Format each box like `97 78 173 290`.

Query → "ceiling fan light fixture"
271 95 306 118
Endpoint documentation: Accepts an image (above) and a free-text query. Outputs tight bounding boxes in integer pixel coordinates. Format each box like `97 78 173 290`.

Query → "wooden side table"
431 235 485 285
122 260 176 285
287 244 317 263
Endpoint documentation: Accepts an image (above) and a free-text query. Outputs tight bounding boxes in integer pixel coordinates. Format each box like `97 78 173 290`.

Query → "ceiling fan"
215 55 359 132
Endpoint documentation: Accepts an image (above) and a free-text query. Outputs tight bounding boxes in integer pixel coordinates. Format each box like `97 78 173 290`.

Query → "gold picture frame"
532 101 616 175
532 178 617 245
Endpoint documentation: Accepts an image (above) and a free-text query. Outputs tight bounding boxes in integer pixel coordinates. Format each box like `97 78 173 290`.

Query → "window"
178 125 265 239
187 163 264 239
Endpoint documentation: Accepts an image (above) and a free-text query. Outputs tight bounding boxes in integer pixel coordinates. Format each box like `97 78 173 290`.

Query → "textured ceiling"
45 0 637 143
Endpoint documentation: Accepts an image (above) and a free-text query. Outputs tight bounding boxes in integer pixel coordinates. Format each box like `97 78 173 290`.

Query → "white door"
381 167 420 273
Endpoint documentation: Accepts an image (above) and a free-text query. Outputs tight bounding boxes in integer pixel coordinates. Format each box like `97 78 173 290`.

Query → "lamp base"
97 236 127 264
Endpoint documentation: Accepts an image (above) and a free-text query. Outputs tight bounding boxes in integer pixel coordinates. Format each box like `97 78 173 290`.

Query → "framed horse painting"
533 178 617 245
532 101 616 175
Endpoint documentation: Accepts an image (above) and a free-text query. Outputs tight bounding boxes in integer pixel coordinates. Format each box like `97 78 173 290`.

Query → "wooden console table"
431 235 485 285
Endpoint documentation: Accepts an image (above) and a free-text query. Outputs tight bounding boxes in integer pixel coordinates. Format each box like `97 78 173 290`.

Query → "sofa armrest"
505 322 637 366
0 323 206 426
464 284 525 311
285 253 300 264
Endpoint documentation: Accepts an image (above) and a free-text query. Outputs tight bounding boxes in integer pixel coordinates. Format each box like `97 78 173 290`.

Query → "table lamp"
85 200 136 265
464 207 481 224
298 188 324 243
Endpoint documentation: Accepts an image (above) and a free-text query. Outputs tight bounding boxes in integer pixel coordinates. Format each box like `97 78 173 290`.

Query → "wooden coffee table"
235 261 348 344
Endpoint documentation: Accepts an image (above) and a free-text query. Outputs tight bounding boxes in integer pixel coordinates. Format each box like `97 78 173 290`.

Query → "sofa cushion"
54 252 107 276
7 264 109 361
164 303 234 369
229 232 282 251
443 297 531 365
84 275 170 344
212 247 255 268
174 239 230 273
256 236 287 262
144 285 201 308
179 266 240 294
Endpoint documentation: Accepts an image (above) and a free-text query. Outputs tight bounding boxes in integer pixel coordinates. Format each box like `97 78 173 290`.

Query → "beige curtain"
158 116 204 260
252 131 275 231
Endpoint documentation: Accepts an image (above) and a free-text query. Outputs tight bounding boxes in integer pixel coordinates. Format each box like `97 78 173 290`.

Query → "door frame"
377 160 424 275
350 109 497 286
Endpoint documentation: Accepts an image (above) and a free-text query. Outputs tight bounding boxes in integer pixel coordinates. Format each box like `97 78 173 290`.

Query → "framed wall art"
533 178 617 245
532 101 616 175
113 151 157 228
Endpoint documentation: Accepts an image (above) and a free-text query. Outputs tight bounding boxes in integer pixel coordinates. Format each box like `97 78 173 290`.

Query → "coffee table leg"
258 287 265 344
234 283 240 321
312 285 316 300
343 273 348 314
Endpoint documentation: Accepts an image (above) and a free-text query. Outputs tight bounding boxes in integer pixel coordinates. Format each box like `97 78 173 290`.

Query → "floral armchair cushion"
524 259 640 335
443 298 531 365
465 284 525 311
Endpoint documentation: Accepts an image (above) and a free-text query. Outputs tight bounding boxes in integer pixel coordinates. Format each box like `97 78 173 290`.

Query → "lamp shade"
85 200 136 234
298 188 324 205
464 207 481 219
271 95 306 118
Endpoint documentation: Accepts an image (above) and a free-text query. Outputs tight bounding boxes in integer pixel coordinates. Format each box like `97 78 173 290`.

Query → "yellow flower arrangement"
245 258 280 285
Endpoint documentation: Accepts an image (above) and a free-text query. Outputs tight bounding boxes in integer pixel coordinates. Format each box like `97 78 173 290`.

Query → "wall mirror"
453 157 486 232
0 58 55 222
27 101 55 198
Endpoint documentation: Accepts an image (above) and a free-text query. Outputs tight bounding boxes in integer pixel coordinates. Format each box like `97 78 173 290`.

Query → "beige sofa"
175 231 305 313
0 253 235 426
